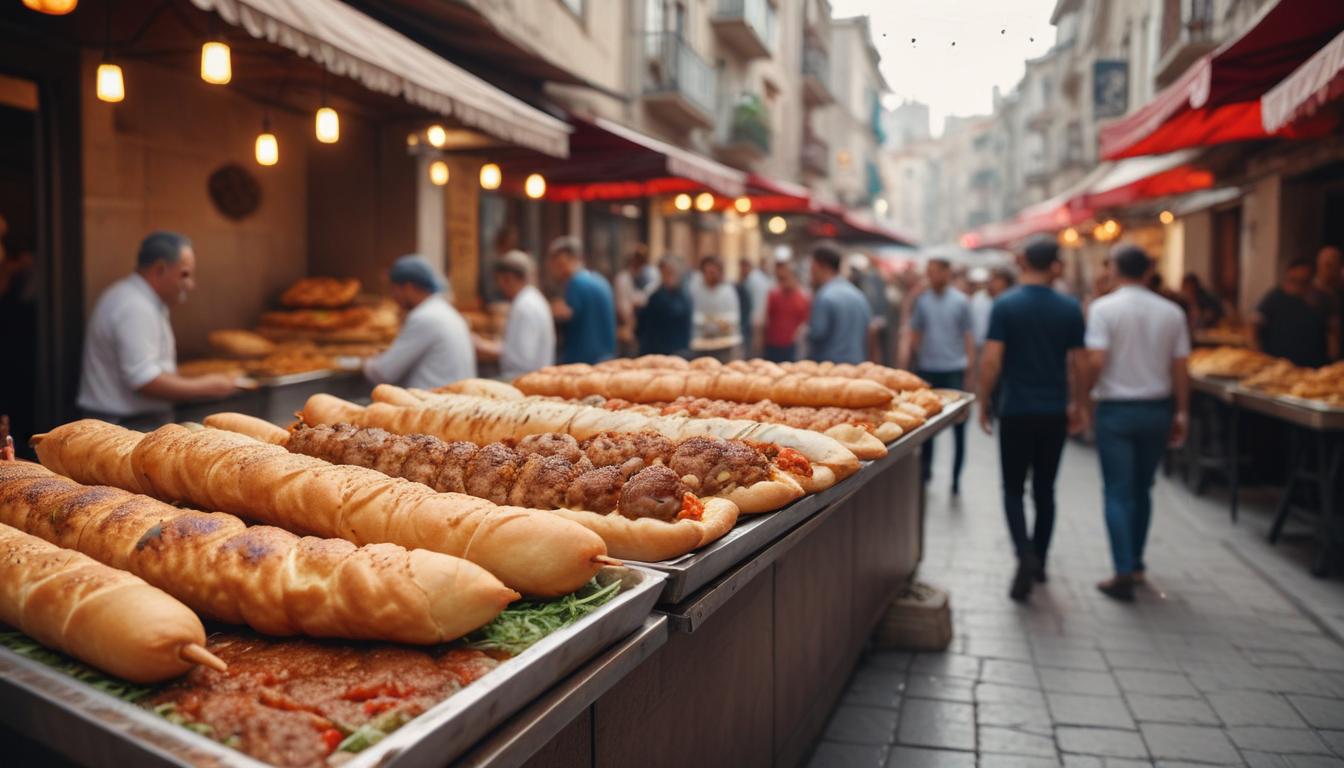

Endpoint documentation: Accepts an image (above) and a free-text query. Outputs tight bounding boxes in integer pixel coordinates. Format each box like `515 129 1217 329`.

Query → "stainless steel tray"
631 394 973 604
1232 387 1344 431
239 368 353 388
1191 374 1238 404
0 564 665 768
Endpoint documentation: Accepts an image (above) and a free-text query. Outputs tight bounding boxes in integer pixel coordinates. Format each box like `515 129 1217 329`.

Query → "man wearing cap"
976 237 1085 602
546 236 616 364
1083 244 1190 602
364 255 475 388
77 231 237 428
474 250 554 378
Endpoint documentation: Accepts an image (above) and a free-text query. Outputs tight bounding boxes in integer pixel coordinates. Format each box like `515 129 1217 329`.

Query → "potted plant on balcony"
730 92 771 153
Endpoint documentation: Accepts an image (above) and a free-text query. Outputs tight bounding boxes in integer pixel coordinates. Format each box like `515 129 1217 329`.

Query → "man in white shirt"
1083 244 1191 602
365 255 475 389
689 255 741 353
474 250 554 379
77 231 236 427
742 253 773 357
612 245 656 356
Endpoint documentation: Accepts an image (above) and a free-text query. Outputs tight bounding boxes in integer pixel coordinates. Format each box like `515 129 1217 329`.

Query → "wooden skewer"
179 642 228 673
592 554 624 567
28 432 47 448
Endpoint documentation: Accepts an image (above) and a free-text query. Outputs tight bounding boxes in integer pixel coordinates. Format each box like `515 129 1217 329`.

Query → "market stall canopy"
1169 186 1244 217
518 116 745 201
1080 150 1214 210
817 204 917 247
189 0 571 157
1098 0 1344 160
745 174 817 213
1262 27 1344 132
963 164 1112 249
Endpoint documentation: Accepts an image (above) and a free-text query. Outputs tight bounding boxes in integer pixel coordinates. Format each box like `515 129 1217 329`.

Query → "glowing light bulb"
767 216 787 234
694 192 714 212
429 160 450 186
315 107 339 143
1060 227 1079 246
22 0 78 15
674 193 692 211
426 125 447 148
1159 210 1175 225
734 197 752 214
255 130 278 167
525 173 546 199
200 41 232 85
96 63 124 103
479 163 502 190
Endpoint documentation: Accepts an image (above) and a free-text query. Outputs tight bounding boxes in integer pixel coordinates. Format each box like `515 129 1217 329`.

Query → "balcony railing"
713 0 776 59
801 44 832 106
643 32 716 128
716 91 771 168
1156 0 1216 85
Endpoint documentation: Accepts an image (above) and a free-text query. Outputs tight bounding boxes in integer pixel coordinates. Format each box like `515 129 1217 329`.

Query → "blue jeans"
1095 400 1173 576
764 343 796 362
918 370 966 488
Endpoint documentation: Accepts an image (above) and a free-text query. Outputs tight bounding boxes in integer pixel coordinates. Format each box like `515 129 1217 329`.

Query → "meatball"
339 425 392 468
719 440 770 486
617 465 688 522
510 454 581 509
463 443 521 504
397 433 450 488
431 441 479 494
565 466 625 514
669 436 768 494
584 431 674 467
514 433 585 464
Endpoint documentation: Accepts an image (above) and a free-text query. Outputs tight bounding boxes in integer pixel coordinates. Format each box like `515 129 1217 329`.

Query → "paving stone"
1207 691 1307 727
1125 693 1221 725
1036 648 1110 672
979 756 1062 768
1045 693 1134 729
1039 668 1121 697
1229 726 1332 754
965 637 1034 661
1242 751 1344 768
1056 727 1149 759
982 659 1042 688
978 701 1053 730
1319 730 1344 755
865 651 915 671
1102 650 1181 672
905 673 974 703
1289 695 1344 729
911 653 981 680
844 685 903 710
1139 723 1241 764
807 741 888 768
824 705 901 746
896 699 974 751
978 725 1058 757
1114 669 1199 697
975 682 1048 707
882 746 974 768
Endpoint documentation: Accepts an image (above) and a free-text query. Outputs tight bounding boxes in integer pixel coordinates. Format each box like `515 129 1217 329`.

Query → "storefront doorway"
0 79 38 456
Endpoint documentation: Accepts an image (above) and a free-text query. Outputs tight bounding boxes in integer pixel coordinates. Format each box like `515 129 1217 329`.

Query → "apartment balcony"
1155 0 1216 86
643 32 716 130
802 45 833 107
801 134 829 176
712 0 776 60
715 92 772 169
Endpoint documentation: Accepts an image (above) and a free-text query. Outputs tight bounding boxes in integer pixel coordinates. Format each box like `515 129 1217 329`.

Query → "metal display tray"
1232 387 1344 431
1191 374 1238 404
238 368 357 389
0 564 665 768
630 394 974 604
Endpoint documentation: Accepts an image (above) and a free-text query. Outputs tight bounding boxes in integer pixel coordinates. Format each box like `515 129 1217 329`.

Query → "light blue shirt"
807 276 871 364
910 287 973 372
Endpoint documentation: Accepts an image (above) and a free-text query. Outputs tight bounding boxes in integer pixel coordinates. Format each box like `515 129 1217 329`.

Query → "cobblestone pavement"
809 426 1344 768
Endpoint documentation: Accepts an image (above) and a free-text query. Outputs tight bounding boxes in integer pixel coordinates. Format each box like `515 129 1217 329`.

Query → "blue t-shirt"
561 269 616 364
910 288 972 372
986 285 1085 416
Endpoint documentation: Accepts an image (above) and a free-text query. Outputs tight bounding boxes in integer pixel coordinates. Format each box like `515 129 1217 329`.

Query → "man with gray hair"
546 236 616 364
77 230 237 427
365 254 475 388
474 250 554 377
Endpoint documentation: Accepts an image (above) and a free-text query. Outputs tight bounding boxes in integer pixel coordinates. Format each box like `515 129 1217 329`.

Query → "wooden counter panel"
851 454 922 636
593 574 774 768
519 710 591 768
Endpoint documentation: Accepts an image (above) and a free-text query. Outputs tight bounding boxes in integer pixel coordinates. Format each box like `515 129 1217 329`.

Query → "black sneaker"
1033 562 1048 583
1010 555 1037 602
1097 576 1135 602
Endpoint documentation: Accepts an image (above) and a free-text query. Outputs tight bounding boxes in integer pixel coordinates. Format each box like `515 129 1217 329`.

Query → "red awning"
1080 150 1214 209
539 116 746 201
1099 0 1344 159
1262 27 1344 132
966 197 1091 250
744 173 818 213
812 204 915 246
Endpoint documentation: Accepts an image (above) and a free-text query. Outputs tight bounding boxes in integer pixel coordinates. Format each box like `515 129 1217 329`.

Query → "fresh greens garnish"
0 631 153 702
467 578 622 656
337 710 411 753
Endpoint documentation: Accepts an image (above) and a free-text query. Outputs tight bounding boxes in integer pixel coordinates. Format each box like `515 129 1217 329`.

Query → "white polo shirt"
76 273 176 417
500 285 555 379
364 294 476 389
1085 285 1191 401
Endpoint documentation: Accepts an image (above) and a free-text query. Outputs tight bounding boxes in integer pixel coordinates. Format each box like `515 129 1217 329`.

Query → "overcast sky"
831 0 1058 136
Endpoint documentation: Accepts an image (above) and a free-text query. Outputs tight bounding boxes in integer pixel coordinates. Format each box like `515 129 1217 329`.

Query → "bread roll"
513 368 894 409
203 412 290 444
0 462 514 643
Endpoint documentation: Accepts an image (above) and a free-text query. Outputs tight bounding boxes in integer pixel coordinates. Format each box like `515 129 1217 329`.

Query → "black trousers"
998 413 1068 561
918 370 966 486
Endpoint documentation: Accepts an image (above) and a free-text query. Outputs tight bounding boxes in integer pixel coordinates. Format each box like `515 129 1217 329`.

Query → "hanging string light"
1059 227 1080 246
524 173 546 199
200 40 232 85
22 0 78 15
479 163 502 190
255 116 278 166
767 216 787 234
426 125 447 148
1159 210 1175 225
429 160 450 186
734 197 752 214
95 2 123 103
694 192 714 212
315 73 339 143
674 193 692 211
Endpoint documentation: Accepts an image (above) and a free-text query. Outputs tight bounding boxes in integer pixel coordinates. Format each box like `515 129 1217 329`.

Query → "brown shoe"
1132 570 1146 584
1097 575 1136 602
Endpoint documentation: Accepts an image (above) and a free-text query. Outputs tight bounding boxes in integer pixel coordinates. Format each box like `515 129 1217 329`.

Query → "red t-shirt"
765 287 812 347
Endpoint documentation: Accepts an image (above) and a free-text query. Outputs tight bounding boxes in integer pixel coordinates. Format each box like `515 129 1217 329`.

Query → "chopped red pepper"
320 728 343 754
678 492 705 521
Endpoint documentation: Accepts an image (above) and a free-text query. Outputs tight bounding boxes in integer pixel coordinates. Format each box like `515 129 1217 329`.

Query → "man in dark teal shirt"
546 236 616 364
976 235 1086 602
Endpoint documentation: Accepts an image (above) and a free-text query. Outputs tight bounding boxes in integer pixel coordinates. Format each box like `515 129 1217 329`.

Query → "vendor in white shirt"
474 250 555 378
76 231 237 428
364 255 475 389
689 254 741 352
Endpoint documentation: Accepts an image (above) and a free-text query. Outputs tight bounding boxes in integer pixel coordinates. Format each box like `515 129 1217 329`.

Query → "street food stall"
1 355 969 768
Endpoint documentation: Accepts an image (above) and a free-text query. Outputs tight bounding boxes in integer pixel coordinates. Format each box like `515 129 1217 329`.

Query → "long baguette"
0 519 220 683
512 368 894 409
34 420 606 597
324 389 860 483
0 462 515 643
